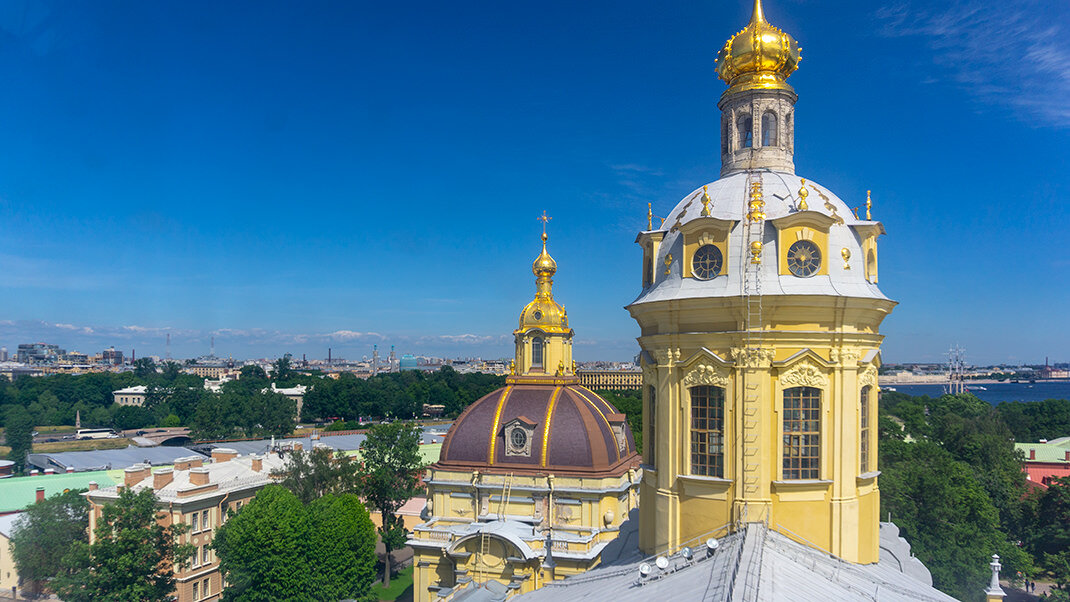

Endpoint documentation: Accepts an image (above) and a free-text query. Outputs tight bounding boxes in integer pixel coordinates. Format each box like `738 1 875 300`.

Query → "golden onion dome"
715 0 801 97
532 232 557 277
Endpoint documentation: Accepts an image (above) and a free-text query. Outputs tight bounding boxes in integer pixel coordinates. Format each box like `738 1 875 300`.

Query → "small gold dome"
532 232 557 277
716 0 801 97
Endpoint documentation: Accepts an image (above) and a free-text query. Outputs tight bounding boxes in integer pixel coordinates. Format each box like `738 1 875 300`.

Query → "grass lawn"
32 438 132 453
373 565 413 601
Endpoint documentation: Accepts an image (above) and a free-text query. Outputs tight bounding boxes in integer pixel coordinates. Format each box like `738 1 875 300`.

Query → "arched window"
860 386 872 473
643 254 652 287
783 387 820 479
532 337 544 369
690 386 725 477
866 250 877 283
648 385 657 466
738 115 753 149
761 112 778 147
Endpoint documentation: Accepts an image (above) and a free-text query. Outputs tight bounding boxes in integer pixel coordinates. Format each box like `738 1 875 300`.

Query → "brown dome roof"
437 383 640 477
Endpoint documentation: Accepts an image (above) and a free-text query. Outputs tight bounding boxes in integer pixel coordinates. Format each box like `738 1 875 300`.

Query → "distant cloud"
877 1 1070 127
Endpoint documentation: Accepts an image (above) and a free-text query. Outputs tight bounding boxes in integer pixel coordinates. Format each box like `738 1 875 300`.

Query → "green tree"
160 361 182 382
213 485 310 601
213 486 376 602
56 487 193 602
272 357 294 384
133 357 158 379
9 489 89 596
359 421 425 587
4 405 34 473
272 446 360 504
239 364 268 382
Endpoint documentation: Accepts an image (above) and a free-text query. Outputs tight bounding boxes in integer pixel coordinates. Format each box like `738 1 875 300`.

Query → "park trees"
9 489 89 596
4 405 34 473
55 488 193 602
272 446 360 504
212 485 376 602
359 421 425 587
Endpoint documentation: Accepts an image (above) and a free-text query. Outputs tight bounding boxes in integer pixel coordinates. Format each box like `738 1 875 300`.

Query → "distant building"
400 354 419 371
0 347 7 362
577 369 642 391
16 342 65 364
86 449 285 602
1018 437 1070 488
263 383 308 420
186 364 226 379
101 347 124 366
113 385 148 406
421 403 445 417
0 512 25 595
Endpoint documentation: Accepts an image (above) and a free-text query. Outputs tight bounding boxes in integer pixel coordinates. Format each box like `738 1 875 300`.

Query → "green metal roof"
0 471 117 513
1016 439 1070 464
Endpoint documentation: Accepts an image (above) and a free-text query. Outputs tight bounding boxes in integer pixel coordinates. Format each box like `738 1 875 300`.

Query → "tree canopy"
56 488 193 602
271 446 360 504
213 485 376 602
9 488 89 595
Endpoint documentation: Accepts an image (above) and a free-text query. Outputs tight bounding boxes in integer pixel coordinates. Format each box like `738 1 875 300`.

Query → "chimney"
30 470 39 477
189 457 203 469
251 456 263 473
211 448 238 463
153 468 174 490
124 464 151 487
1065 450 1069 462
1030 449 1036 460
66 466 74 473
35 487 45 503
190 467 210 486
88 481 98 491
44 469 54 475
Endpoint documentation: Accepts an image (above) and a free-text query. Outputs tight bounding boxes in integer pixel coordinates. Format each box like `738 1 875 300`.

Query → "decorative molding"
641 364 657 387
683 363 730 388
654 348 681 367
860 365 878 388
779 361 829 388
829 348 860 365
731 347 775 368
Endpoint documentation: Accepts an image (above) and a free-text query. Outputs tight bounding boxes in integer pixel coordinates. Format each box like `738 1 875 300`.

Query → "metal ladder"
739 172 765 500
477 473 513 584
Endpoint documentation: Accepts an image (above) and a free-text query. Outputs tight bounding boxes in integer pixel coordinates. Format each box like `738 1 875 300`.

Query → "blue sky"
0 0 1067 365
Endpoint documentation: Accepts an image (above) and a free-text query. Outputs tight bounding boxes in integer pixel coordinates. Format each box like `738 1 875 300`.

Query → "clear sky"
0 0 1067 365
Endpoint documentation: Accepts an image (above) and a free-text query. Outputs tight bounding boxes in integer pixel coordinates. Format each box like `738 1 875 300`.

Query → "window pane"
690 386 725 478
782 387 821 479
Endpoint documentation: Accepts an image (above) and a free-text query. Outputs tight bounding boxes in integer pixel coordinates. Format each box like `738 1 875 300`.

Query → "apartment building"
85 448 286 602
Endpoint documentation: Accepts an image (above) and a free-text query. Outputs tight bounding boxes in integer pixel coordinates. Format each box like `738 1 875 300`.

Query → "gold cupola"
514 224 574 378
716 0 801 98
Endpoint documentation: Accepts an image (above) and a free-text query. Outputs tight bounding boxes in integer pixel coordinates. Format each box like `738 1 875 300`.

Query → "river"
886 381 1070 405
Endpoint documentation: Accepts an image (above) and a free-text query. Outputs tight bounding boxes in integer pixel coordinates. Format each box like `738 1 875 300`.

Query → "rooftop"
0 470 118 513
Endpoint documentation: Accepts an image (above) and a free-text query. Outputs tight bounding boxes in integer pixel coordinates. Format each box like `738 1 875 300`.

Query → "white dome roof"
630 170 889 306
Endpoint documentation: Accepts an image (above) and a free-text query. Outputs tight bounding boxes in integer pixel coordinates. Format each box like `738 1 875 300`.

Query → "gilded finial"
538 210 552 237
700 185 712 217
852 207 859 219
797 179 809 211
841 248 851 270
747 181 766 222
750 0 765 24
749 241 763 264
509 359 516 375
664 253 673 275
647 203 653 230
866 190 872 220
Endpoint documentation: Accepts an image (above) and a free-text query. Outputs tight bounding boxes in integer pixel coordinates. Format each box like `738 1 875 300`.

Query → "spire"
750 0 765 24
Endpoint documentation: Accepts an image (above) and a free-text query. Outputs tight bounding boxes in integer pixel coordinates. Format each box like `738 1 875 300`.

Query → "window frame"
761 111 778 147
531 337 544 369
738 115 753 149
689 385 726 478
860 385 871 473
782 386 821 480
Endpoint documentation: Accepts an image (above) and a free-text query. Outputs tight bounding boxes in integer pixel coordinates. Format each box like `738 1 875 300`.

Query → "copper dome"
437 383 640 477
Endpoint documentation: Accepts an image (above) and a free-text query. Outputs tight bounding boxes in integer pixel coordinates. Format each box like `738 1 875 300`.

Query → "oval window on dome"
533 310 543 321
511 429 527 449
787 240 821 277
692 245 723 280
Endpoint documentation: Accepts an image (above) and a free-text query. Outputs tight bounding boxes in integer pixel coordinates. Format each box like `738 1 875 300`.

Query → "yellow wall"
0 531 19 595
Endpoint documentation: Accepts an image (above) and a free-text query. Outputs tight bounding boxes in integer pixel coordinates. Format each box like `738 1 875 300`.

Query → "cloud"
876 0 1070 127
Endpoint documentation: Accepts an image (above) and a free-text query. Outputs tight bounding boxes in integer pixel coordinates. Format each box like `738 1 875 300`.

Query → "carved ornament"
829 348 860 365
779 361 829 388
860 365 878 388
683 363 730 388
654 348 681 367
731 347 775 368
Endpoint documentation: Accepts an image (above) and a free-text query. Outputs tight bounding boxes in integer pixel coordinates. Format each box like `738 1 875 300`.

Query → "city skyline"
1 0 1068 365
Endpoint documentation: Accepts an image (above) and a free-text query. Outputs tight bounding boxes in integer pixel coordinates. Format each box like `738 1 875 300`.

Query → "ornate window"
783 386 820 479
532 337 544 369
860 386 871 473
648 385 656 466
690 386 725 477
738 115 753 149
691 244 723 280
761 111 778 147
504 417 535 457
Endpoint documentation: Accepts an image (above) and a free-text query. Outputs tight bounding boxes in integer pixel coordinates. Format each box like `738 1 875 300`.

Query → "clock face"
692 244 723 280
787 240 821 277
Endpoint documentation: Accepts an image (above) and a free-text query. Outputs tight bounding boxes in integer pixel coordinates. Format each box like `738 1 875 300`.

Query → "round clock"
692 244 723 280
787 240 821 277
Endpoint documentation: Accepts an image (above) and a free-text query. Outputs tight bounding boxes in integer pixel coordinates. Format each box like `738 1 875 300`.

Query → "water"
887 381 1070 405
